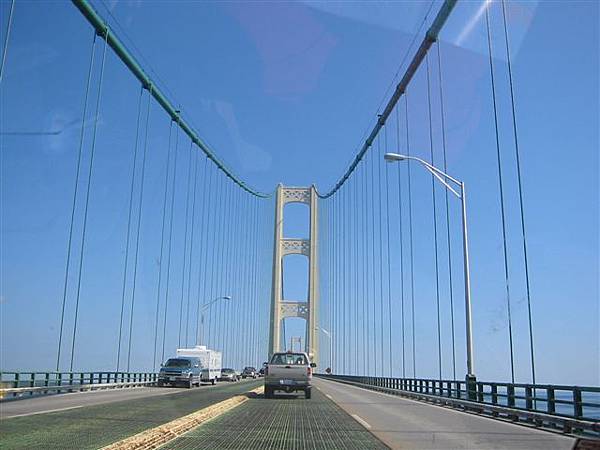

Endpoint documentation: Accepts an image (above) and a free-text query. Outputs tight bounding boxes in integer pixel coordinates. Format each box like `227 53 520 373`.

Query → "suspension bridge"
1 0 598 449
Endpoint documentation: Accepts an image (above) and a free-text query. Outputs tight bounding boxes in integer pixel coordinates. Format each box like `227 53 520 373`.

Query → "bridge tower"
269 185 319 366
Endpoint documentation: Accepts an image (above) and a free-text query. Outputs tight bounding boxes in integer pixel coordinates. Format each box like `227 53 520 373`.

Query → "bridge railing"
0 371 157 398
319 374 600 429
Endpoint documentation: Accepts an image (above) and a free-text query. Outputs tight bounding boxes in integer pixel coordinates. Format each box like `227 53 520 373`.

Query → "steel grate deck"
0 380 262 449
162 388 389 450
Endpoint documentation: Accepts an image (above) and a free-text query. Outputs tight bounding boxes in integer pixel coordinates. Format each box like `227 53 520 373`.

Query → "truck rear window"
270 353 308 365
165 358 191 368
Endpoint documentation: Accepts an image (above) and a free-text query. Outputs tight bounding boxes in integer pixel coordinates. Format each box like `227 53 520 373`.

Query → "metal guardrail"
0 371 157 399
318 374 600 437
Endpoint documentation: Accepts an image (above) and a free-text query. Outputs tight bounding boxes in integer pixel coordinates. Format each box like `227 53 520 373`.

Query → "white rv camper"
176 346 222 384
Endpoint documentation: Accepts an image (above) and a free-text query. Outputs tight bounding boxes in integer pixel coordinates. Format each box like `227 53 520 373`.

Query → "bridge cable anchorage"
161 123 180 364
152 120 173 370
426 54 443 383
177 141 194 348
501 0 537 392
436 42 457 381
316 0 457 199
405 92 417 379
56 31 97 372
116 86 144 373
70 31 109 372
0 0 15 83
395 103 406 379
126 87 152 372
71 0 271 199
184 149 200 347
485 4 516 384
384 126 393 377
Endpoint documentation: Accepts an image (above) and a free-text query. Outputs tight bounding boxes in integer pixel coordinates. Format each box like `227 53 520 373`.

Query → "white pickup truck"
263 351 316 399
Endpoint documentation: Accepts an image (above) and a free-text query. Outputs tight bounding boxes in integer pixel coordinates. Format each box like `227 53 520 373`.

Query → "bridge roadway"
0 377 578 449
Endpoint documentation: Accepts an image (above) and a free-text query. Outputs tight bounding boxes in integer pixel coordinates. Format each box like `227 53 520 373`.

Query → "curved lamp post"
384 153 475 393
198 296 232 346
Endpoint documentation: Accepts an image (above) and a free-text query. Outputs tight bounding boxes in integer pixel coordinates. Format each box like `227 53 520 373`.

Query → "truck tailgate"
268 364 309 382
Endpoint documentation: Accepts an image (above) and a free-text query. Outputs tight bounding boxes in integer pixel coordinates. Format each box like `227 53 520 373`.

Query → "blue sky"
0 1 598 385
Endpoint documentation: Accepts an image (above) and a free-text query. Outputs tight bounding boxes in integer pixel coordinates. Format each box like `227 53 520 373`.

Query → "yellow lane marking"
101 386 263 450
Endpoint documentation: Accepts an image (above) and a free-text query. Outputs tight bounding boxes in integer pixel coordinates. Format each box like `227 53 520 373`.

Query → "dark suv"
242 366 257 379
158 357 201 388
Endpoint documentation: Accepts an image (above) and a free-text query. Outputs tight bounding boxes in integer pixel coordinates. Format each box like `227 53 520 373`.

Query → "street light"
198 296 232 346
384 152 476 391
319 327 333 373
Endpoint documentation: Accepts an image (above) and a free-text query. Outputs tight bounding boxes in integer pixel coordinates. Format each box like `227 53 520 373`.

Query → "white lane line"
325 394 333 399
351 414 372 430
4 405 84 419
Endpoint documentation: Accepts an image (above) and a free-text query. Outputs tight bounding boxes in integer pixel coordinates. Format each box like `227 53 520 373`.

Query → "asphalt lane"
314 378 575 450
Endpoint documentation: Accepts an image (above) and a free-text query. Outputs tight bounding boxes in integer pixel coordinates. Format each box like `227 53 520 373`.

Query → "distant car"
158 357 202 388
258 368 265 377
242 366 257 379
264 351 315 399
220 368 239 382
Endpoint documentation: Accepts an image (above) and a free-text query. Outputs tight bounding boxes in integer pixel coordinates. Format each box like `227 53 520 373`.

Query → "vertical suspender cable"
426 54 443 382
501 0 536 388
486 5 515 383
161 123 180 363
126 87 152 371
384 127 393 376
185 149 200 346
436 42 457 380
0 0 15 83
116 86 144 372
395 105 406 378
362 160 368 376
214 176 227 350
152 120 173 369
340 186 346 374
196 160 212 344
354 170 360 375
377 133 385 376
370 146 377 376
178 141 194 347
69 33 108 372
56 32 96 372
207 174 222 346
405 93 417 378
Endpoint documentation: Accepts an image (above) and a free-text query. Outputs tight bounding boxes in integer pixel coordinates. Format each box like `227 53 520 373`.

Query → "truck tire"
187 378 193 389
305 388 312 399
211 378 216 385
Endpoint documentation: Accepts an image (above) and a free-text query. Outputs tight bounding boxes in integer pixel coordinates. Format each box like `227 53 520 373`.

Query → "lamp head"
384 153 408 162
222 295 232 301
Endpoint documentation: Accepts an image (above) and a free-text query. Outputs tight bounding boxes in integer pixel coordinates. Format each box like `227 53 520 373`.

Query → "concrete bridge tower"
268 185 319 366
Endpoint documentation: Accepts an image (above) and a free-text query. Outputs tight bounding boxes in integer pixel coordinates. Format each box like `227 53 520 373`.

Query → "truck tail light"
307 367 312 377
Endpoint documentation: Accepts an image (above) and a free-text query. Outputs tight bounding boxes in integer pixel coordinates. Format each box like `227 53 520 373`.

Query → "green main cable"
71 0 271 198
318 0 457 198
